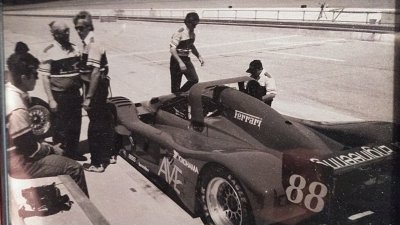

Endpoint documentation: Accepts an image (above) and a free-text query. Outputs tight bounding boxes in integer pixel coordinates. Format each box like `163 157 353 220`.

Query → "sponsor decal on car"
173 150 199 174
158 157 183 194
233 110 262 128
310 145 394 170
127 153 137 162
138 162 149 172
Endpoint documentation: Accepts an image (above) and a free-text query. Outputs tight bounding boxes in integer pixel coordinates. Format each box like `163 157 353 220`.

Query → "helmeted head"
184 12 200 30
49 21 70 44
246 60 263 75
7 42 40 91
73 11 94 40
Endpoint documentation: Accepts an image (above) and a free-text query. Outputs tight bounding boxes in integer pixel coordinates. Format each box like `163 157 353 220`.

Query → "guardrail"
4 8 399 33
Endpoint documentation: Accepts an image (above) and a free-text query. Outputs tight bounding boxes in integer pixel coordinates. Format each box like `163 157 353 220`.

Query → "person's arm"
190 45 204 66
9 109 64 159
39 60 58 111
262 72 277 101
170 46 187 71
82 67 100 111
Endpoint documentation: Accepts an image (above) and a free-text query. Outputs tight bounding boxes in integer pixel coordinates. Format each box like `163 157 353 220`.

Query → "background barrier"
3 7 398 33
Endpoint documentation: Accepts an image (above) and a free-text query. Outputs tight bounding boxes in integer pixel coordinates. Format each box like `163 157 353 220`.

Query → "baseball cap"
49 21 69 33
246 60 263 73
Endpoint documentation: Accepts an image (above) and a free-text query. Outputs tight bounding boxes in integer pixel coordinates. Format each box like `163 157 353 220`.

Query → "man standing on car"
6 42 89 196
169 12 204 93
73 11 114 172
246 60 277 106
39 21 86 161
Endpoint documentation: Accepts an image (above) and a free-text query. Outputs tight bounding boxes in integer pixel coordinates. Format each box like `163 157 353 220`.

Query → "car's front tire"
198 166 255 225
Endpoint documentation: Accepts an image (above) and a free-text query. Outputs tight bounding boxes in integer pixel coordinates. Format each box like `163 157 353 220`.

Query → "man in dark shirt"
169 12 204 93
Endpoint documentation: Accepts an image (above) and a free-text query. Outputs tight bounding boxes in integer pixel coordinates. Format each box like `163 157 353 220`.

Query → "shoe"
83 163 105 173
66 153 87 161
109 155 117 164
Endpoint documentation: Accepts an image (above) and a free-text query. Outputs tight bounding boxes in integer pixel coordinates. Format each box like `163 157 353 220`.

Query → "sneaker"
109 155 117 164
83 163 105 173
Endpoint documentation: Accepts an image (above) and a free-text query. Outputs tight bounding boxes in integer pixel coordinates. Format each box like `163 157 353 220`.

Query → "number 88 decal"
285 174 328 212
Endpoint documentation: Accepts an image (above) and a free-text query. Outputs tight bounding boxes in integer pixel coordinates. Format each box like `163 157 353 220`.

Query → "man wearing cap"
169 12 205 93
73 11 114 172
246 60 277 106
39 21 85 161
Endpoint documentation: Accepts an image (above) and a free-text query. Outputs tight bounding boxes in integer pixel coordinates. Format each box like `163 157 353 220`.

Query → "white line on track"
142 38 346 63
108 35 300 58
109 35 345 63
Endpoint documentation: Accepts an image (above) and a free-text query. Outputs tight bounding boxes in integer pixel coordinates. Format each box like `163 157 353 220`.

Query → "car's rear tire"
198 166 255 225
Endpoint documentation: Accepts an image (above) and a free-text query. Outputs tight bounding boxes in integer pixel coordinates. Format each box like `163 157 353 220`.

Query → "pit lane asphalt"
3 14 396 225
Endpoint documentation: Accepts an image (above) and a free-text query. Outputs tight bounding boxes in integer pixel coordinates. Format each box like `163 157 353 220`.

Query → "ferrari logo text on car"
310 145 393 170
234 110 262 128
173 150 199 174
158 157 183 194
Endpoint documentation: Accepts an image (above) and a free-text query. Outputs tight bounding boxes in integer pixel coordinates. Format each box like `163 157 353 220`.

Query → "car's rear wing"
310 143 398 175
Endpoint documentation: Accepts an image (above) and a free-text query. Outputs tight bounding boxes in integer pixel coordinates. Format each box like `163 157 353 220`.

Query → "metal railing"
3 8 398 32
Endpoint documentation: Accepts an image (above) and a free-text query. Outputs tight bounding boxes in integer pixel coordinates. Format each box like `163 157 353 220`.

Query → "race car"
108 76 399 225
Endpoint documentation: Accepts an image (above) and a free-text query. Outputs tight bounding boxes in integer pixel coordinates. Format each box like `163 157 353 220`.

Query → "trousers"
170 56 199 93
8 153 89 197
52 88 82 156
84 78 114 165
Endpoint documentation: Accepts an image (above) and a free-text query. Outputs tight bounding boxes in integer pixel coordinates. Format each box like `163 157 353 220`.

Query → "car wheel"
28 97 53 140
198 166 255 225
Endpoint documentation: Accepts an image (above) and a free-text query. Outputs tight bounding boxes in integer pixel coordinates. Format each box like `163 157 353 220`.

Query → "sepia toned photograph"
1 0 399 224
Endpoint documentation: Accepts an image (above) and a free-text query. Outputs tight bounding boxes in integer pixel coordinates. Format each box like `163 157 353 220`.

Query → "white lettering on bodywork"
310 145 394 170
158 157 183 194
173 150 199 174
234 110 262 128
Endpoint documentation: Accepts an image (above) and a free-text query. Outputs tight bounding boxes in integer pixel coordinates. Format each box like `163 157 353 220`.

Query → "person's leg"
170 56 183 93
52 91 68 149
24 154 89 197
86 79 113 169
55 89 83 158
180 58 199 92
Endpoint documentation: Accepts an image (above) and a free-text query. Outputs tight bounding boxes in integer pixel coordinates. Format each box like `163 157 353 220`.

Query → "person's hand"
198 56 204 66
52 143 64 155
82 97 91 111
179 62 187 72
49 99 58 112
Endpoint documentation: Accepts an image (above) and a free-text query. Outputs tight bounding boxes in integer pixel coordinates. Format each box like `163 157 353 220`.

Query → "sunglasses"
75 26 86 31
53 28 70 35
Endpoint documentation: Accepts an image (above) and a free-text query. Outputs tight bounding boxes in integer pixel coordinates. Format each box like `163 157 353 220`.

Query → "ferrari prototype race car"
108 76 399 225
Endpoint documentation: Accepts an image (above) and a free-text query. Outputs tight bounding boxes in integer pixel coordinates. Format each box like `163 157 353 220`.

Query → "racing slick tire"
28 97 53 141
198 165 255 225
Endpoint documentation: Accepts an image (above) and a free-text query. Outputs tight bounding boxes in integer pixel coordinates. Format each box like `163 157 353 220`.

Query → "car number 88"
285 174 328 212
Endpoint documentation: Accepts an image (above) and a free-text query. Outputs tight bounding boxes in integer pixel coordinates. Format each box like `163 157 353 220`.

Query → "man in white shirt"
169 12 204 93
6 42 88 196
246 60 277 106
